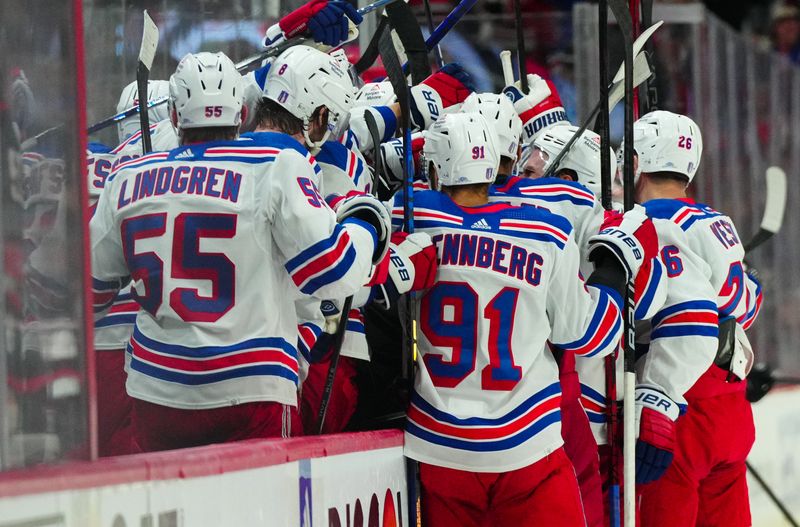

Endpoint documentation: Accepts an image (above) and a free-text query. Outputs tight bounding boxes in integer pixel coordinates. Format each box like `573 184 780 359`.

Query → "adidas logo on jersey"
174 149 194 159
471 218 491 230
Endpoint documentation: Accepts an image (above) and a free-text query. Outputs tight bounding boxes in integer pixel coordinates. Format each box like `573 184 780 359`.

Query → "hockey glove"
410 63 476 130
264 0 362 47
503 74 568 145
588 205 658 282
375 232 438 309
380 133 425 187
635 385 680 484
327 192 391 264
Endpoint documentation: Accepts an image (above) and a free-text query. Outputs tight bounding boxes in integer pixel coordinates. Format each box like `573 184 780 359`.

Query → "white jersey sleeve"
548 233 623 359
314 140 374 195
636 217 719 406
347 106 398 154
268 147 377 300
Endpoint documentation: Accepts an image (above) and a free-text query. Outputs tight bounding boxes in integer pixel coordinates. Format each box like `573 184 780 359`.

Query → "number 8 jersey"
392 191 624 472
90 132 378 410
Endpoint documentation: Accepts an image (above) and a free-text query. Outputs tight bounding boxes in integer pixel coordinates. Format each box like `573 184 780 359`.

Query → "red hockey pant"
419 447 586 527
560 351 604 527
96 349 134 457
300 355 359 434
639 368 754 527
132 399 301 453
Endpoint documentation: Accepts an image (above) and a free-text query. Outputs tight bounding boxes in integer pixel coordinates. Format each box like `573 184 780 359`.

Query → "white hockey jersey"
90 132 378 410
656 199 763 330
87 146 142 350
576 201 719 440
391 190 623 472
490 176 605 270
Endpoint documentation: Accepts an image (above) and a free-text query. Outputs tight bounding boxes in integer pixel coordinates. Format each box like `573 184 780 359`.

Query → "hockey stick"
744 167 787 253
400 0 479 74
379 24 420 527
639 0 657 114
88 0 399 135
136 10 159 155
386 0 431 84
606 1 636 524
500 49 515 85
597 2 619 526
540 20 663 176
542 51 651 179
746 460 800 527
316 295 354 433
423 0 445 68
513 0 529 94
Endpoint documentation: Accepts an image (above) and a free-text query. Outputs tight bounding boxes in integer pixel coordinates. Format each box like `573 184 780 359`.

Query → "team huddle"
86 1 763 526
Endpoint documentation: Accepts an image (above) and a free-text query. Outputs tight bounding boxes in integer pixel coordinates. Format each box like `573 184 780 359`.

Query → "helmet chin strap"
302 120 331 155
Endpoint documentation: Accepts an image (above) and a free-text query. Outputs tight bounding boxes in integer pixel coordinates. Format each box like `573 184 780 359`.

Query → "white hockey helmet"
263 45 357 150
116 80 170 143
460 93 522 162
168 52 244 131
622 110 703 184
423 112 501 189
533 125 615 195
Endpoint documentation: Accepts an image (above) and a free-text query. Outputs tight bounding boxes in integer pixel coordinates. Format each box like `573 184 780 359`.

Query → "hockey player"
522 124 609 197
90 51 390 452
633 111 762 527
394 112 657 526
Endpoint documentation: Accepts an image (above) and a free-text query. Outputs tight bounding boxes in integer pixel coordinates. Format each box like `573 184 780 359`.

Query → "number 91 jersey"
90 133 376 410
390 191 623 473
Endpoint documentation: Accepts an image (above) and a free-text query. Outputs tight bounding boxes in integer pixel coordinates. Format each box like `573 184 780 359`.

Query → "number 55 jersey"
90 132 378 410
391 191 624 472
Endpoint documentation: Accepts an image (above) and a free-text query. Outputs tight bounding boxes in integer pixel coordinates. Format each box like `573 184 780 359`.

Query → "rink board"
0 430 407 527
749 386 800 526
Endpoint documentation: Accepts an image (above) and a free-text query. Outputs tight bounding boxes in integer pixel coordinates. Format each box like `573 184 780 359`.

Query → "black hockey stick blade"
745 166 787 253
386 0 431 84
423 0 444 67
513 0 528 93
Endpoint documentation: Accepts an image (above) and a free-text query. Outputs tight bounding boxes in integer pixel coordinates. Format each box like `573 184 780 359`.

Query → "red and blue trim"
406 383 562 452
94 292 138 328
285 223 358 295
92 276 125 313
651 300 719 339
580 384 607 425
297 321 323 362
128 326 299 386
557 286 622 358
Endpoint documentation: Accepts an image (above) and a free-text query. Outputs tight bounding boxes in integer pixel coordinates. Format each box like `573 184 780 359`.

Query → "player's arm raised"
270 149 390 300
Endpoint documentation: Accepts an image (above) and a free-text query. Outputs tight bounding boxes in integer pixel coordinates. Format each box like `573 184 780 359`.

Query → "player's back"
398 190 608 472
645 198 761 327
93 132 335 409
491 176 604 268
